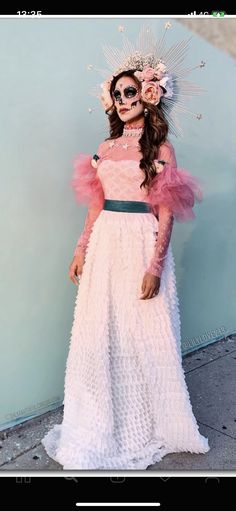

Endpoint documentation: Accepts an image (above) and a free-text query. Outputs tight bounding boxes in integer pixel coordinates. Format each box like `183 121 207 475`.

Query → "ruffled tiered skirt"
41 209 209 469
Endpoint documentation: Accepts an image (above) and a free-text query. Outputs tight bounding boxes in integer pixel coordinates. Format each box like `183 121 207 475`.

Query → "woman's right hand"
69 251 85 286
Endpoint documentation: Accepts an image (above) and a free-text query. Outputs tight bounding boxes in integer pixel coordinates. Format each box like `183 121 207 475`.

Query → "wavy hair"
106 70 169 190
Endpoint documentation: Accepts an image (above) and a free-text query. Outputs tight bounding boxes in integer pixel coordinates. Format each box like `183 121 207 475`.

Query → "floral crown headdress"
88 23 206 137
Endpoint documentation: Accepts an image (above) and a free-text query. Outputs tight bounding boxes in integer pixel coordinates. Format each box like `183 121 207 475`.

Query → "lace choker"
123 126 144 137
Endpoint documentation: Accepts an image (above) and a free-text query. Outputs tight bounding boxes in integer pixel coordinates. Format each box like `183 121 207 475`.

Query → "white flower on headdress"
155 62 167 80
159 75 173 98
157 62 166 71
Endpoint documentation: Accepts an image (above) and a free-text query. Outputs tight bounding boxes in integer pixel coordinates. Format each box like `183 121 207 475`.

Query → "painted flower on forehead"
141 81 164 105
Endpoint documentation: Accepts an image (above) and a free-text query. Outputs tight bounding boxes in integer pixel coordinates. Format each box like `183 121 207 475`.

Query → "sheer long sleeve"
73 204 103 258
146 204 174 277
70 149 105 258
146 141 204 278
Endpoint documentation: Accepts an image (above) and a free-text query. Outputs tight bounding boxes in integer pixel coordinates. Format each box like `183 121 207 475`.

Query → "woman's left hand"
139 272 161 299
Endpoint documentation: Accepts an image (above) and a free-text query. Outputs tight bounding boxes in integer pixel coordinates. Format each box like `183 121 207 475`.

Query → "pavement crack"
184 349 236 374
0 441 42 467
198 421 236 440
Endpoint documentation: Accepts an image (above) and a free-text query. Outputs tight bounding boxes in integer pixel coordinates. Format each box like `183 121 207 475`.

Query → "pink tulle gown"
41 127 210 469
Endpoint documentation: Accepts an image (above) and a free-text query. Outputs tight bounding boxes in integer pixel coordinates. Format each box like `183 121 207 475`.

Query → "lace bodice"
97 160 149 202
70 131 203 278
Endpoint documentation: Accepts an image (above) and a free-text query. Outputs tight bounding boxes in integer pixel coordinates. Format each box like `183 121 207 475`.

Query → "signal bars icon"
188 11 225 16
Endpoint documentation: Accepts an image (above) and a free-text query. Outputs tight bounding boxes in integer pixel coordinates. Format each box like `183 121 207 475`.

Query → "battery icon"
211 11 225 16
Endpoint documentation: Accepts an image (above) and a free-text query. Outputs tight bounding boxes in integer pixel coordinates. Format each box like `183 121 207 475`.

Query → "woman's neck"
124 117 145 129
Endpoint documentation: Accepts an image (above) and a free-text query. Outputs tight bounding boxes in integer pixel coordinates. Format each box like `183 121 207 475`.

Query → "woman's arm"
70 145 106 259
146 204 174 277
146 140 203 278
73 203 103 258
146 142 176 277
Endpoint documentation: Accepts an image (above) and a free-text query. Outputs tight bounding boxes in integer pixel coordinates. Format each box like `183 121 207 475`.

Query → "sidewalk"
0 336 235 471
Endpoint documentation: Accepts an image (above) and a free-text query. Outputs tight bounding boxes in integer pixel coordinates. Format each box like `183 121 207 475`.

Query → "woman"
41 67 210 469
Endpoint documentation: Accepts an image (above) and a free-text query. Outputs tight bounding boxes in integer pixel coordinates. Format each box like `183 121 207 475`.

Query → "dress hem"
41 424 210 470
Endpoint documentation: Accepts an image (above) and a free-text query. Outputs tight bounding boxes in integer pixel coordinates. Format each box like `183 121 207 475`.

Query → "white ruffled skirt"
41 209 210 469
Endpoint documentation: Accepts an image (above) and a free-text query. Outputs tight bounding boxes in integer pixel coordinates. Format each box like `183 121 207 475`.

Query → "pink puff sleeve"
146 141 204 277
69 144 105 258
148 141 203 221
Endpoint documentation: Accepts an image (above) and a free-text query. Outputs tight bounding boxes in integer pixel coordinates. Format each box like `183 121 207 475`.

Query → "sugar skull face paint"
113 85 139 102
112 76 144 122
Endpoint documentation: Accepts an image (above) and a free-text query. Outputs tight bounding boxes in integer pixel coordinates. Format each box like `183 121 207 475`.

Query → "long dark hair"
106 70 169 191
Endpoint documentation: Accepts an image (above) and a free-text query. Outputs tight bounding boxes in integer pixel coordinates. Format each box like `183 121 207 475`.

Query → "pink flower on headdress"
134 64 167 84
141 81 163 105
134 66 156 82
142 66 156 81
100 76 113 111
